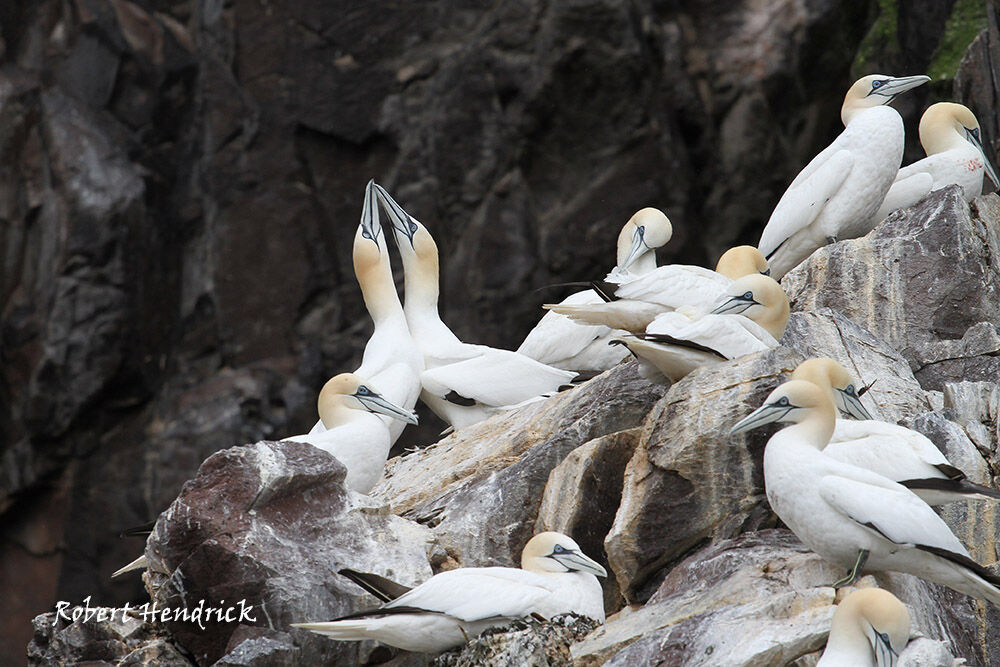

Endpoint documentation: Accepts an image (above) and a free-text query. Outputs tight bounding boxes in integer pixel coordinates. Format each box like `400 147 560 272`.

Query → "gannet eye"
776 397 790 407
552 544 567 555
969 127 981 141
742 291 753 300
356 386 371 396
637 226 645 238
880 632 890 643
409 221 417 233
845 384 856 396
362 229 372 240
871 80 885 90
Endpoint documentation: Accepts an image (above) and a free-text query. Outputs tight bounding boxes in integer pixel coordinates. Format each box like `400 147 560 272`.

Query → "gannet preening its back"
758 74 930 279
869 102 1000 224
284 373 418 493
517 208 673 371
613 274 788 383
308 181 423 445
793 358 1000 506
291 532 607 654
373 184 577 430
816 588 910 667
730 380 1000 605
544 245 770 334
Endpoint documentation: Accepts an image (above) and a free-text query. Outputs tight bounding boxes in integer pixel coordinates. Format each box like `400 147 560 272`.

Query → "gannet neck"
353 226 405 326
821 588 909 666
918 102 968 154
397 222 444 319
715 246 770 280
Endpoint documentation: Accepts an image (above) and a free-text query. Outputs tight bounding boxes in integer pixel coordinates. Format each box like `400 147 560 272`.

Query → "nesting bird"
373 184 577 431
731 380 1000 604
869 101 999 224
613 273 789 383
284 373 418 493
816 588 910 667
292 532 606 654
517 207 673 372
758 74 930 279
793 358 1000 506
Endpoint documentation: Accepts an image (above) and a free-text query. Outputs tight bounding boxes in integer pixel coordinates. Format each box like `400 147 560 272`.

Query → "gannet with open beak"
817 588 910 667
758 74 930 279
373 184 576 430
869 102 999 223
307 182 424 445
517 208 672 371
291 532 606 654
730 380 1000 604
284 373 418 493
543 245 770 334
793 358 1000 506
613 274 789 383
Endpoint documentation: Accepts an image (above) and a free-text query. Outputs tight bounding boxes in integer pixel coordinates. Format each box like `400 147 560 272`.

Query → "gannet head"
841 74 930 125
615 208 673 273
373 182 421 249
826 588 910 667
318 373 419 427
715 246 770 279
729 380 833 435
918 102 999 188
792 358 873 420
709 274 789 340
521 532 607 577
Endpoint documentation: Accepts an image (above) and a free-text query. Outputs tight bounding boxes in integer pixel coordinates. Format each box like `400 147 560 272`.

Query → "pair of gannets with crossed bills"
544 245 770 335
731 380 1000 604
292 532 606 654
817 588 910 667
306 181 424 447
371 184 577 431
758 74 930 279
612 273 789 383
869 101 1000 224
517 208 673 372
793 358 1000 506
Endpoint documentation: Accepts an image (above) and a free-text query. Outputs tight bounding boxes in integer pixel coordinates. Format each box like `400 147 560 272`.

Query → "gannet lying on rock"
292 532 606 654
308 181 423 445
284 373 418 493
870 102 999 224
544 245 770 334
793 358 1000 506
613 274 789 383
373 184 576 431
758 74 930 279
517 208 673 372
817 588 909 667
731 380 1000 604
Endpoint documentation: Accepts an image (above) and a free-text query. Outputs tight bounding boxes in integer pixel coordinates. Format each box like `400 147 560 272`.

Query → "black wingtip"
119 520 157 538
338 569 413 603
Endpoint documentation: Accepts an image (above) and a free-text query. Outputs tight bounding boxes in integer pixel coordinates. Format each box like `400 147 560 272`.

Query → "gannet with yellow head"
373 184 576 431
730 380 1000 605
284 372 418 493
793 358 1000 505
870 102 999 223
612 273 789 383
817 588 910 667
758 74 930 279
291 531 606 654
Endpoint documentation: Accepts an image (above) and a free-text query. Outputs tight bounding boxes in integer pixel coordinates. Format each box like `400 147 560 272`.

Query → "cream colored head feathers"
918 102 999 187
616 208 672 272
317 373 419 428
715 246 770 280
711 274 790 340
521 532 607 577
730 379 836 444
824 588 910 665
841 75 930 125
792 358 873 420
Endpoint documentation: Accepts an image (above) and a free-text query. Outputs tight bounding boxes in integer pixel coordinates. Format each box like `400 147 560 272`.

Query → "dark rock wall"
0 0 994 663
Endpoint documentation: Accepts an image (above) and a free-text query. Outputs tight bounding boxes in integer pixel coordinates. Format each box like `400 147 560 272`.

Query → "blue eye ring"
356 386 371 396
776 397 790 407
743 291 753 300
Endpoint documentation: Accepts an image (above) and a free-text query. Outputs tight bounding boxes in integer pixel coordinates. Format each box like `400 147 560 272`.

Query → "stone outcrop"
433 614 598 667
27 610 190 666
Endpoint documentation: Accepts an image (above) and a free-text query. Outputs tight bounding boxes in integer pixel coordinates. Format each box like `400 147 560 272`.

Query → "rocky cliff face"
4 0 999 663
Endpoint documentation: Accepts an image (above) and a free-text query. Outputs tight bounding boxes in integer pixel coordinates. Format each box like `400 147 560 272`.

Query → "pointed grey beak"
836 388 873 420
617 225 648 273
872 74 930 102
373 183 418 248
872 626 899 667
359 179 382 247
966 128 999 189
355 390 419 425
710 293 757 315
730 402 793 435
552 550 607 577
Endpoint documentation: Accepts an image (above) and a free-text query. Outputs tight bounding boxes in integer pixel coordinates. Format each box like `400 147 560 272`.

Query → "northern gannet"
816 588 909 667
308 181 423 445
373 184 576 430
730 380 1000 604
613 274 789 383
517 208 672 371
291 532 606 654
758 74 930 279
543 245 770 334
284 373 418 493
793 358 1000 505
869 102 999 223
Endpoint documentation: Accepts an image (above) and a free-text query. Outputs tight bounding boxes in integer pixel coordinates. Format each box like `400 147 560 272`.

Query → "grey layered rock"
433 614 598 667
144 440 433 666
27 610 190 666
